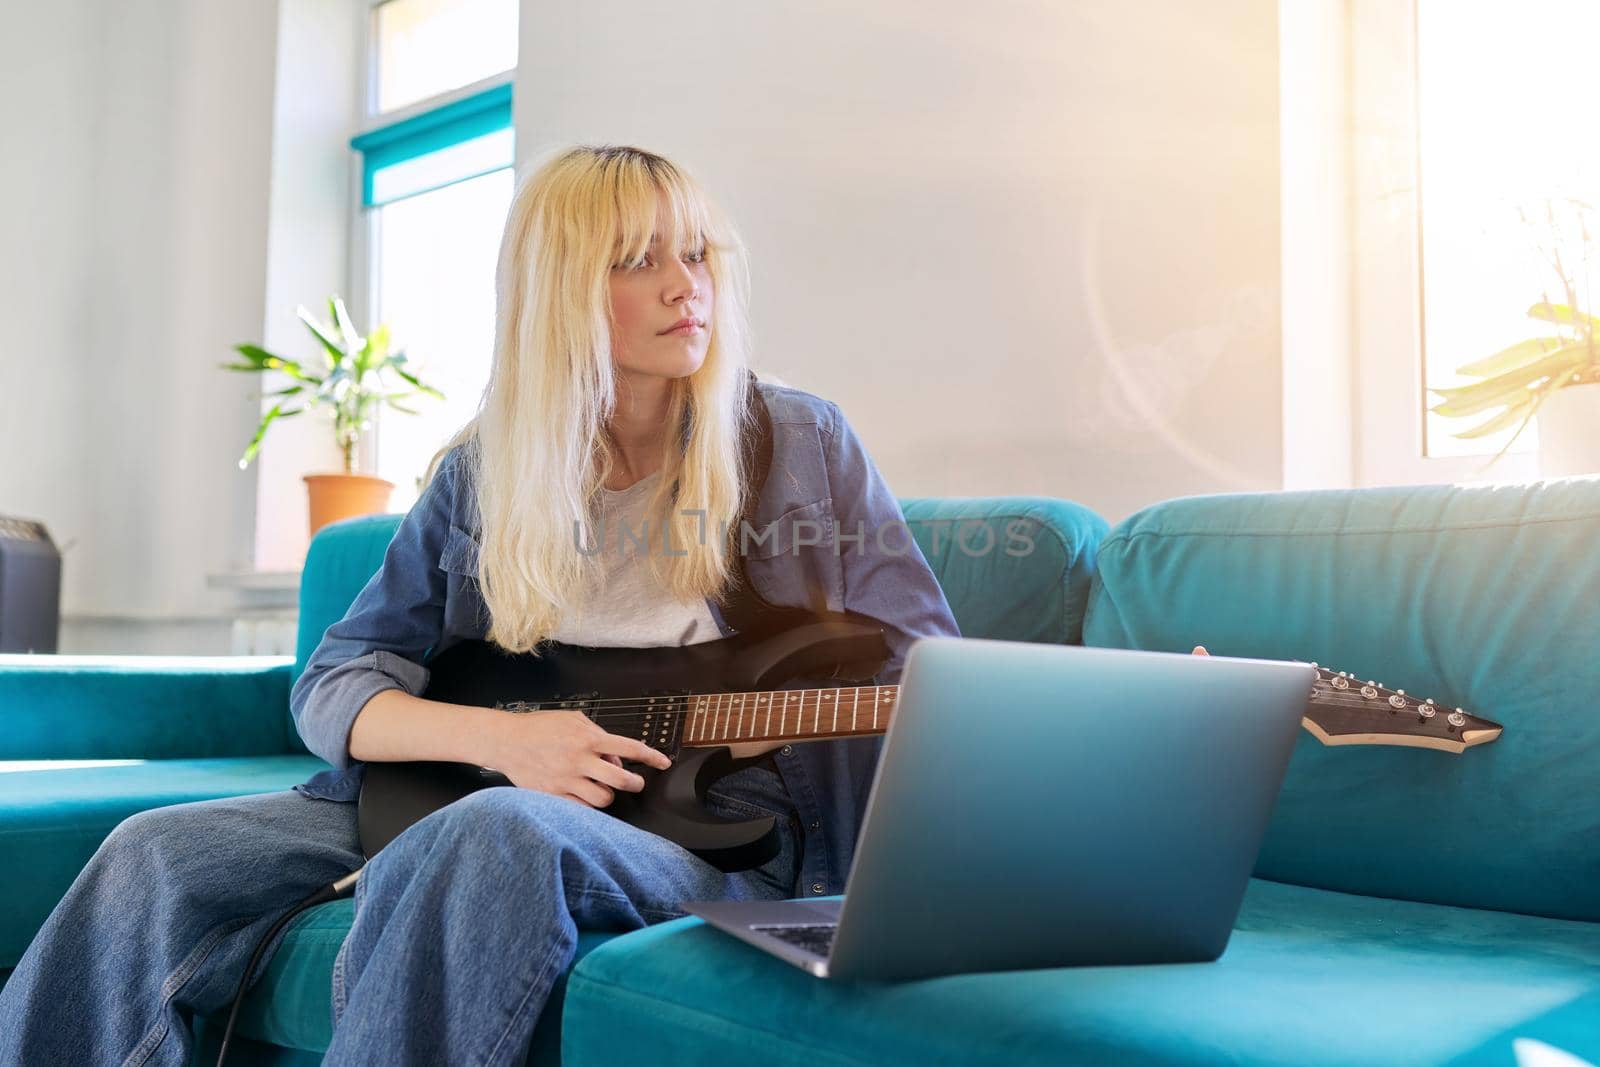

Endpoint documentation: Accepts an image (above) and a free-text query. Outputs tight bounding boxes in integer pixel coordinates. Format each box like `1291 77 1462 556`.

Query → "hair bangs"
607 156 724 267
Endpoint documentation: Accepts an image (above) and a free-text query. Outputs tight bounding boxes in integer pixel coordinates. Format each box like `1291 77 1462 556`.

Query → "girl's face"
606 204 714 385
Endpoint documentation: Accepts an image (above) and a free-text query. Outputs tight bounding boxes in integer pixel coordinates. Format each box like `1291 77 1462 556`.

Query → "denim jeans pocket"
702 780 802 898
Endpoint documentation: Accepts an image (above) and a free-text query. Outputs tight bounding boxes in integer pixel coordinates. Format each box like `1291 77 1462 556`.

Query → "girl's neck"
606 372 674 490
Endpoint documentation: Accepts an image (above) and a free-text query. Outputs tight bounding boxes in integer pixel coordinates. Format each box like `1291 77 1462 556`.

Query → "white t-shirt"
547 471 724 648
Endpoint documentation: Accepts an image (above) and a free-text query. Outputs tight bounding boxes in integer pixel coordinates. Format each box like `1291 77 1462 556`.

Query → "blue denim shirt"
288 380 961 898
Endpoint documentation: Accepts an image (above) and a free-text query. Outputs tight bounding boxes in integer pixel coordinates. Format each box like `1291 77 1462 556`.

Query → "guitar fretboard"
683 685 900 746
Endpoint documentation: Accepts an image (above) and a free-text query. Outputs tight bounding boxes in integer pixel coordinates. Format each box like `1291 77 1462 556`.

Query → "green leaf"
1527 302 1600 330
330 296 364 355
359 322 391 376
1455 336 1565 378
219 362 261 372
392 366 446 400
239 344 316 383
385 398 422 415
236 402 306 469
1450 397 1535 439
266 384 304 398
230 344 276 367
1428 346 1588 417
297 306 347 369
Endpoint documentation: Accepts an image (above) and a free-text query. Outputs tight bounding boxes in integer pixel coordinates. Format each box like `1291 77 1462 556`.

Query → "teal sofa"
3 481 1599 1065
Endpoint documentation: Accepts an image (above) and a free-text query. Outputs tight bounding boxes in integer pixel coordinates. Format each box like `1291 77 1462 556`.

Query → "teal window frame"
350 81 513 208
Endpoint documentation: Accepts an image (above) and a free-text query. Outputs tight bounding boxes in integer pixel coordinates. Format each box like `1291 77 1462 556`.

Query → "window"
1346 0 1542 486
1416 0 1600 460
373 0 519 114
354 0 518 506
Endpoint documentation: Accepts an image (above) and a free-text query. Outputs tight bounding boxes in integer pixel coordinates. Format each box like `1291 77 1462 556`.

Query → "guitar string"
495 684 1454 714
520 691 1476 730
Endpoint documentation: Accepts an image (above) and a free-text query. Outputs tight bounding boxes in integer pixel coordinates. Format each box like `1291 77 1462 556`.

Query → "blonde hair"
423 145 756 653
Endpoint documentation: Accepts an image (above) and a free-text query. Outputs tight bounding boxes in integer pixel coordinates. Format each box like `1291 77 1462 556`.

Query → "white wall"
253 0 365 574
2 0 1283 653
0 0 283 652
517 0 1284 523
0 0 98 638
1280 0 1354 491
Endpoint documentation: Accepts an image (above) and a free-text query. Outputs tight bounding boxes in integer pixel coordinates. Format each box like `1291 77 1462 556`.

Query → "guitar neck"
681 684 901 747
673 668 1503 754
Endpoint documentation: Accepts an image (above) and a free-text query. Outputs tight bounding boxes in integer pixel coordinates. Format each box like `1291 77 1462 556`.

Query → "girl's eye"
615 248 704 271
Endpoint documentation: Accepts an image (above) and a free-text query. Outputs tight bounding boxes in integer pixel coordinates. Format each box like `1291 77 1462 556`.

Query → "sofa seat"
220 901 621 1060
560 878 1600 1067
0 755 328 969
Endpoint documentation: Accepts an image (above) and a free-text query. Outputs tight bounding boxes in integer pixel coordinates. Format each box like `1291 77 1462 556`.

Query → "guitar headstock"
1302 664 1503 754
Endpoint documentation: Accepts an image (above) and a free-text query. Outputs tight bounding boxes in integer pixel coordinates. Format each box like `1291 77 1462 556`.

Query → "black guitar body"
357 609 890 872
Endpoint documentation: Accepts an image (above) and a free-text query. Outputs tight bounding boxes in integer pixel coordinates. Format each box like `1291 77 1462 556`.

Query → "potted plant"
222 296 446 534
1429 198 1600 476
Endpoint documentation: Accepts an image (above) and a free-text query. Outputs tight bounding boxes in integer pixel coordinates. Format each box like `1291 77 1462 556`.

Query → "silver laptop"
683 637 1314 981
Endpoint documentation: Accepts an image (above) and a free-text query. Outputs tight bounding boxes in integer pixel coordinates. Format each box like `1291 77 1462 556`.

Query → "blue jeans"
0 764 800 1066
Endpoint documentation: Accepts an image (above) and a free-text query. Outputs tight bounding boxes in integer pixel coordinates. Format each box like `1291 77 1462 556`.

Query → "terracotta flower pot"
303 473 396 536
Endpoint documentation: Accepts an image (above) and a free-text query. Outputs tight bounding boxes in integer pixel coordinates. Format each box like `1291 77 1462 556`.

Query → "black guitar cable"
214 866 363 1067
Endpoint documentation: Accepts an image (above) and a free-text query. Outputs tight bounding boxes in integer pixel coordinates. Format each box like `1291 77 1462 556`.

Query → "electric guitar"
356 617 1504 872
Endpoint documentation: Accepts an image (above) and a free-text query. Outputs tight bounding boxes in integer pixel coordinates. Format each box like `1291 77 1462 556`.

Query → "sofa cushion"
0 655 295 760
0 755 329 968
900 497 1108 645
1082 479 1600 921
560 878 1600 1067
222 899 621 1061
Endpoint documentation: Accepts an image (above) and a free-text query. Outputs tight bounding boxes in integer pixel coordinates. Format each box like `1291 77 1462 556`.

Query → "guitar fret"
680 684 911 744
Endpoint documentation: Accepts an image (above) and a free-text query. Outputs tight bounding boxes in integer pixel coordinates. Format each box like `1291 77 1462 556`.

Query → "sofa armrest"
0 654 296 760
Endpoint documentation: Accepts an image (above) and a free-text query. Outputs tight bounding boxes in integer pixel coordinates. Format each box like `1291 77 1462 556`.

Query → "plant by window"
221 296 446 472
1429 198 1600 463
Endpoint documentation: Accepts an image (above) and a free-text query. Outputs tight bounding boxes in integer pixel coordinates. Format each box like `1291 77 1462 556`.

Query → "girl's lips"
663 322 701 335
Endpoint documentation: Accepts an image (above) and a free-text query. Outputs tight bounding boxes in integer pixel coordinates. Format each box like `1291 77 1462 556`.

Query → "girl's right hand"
484 709 672 808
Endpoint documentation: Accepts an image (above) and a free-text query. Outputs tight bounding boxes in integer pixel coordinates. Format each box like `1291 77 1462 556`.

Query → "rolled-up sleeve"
288 451 461 771
823 402 961 684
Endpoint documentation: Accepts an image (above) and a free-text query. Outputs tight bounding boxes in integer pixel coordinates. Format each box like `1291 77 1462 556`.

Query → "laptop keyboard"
752 922 837 956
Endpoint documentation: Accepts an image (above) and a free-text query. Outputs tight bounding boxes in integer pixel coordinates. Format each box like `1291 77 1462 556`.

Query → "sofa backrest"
293 496 1109 744
1083 477 1600 922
